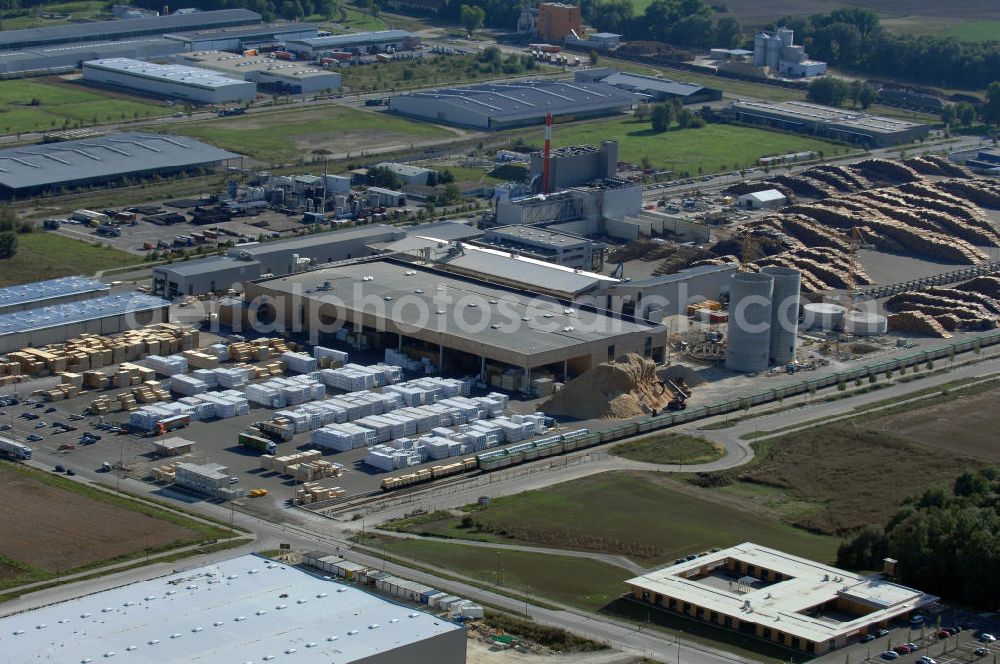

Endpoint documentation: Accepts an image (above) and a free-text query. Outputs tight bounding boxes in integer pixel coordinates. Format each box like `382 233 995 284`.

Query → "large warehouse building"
729 100 928 147
83 58 257 104
574 70 722 104
240 258 666 382
0 133 239 199
152 225 403 297
163 21 317 52
0 292 168 354
626 543 934 656
389 80 637 130
285 30 419 57
178 50 340 94
0 554 466 664
0 276 109 315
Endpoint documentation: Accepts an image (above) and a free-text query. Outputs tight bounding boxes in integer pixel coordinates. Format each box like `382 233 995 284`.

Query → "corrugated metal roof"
0 9 261 50
0 554 462 663
0 276 107 309
0 133 238 191
0 293 166 335
601 72 709 97
289 30 414 49
84 57 250 90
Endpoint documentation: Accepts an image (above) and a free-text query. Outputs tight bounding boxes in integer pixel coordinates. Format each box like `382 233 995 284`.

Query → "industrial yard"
0 3 999 663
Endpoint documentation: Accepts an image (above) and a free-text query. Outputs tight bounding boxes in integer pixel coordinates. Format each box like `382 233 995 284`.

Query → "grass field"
0 232 137 287
0 78 165 136
0 463 233 591
170 106 454 164
387 472 838 564
611 433 724 465
367 535 629 612
523 120 847 176
696 383 999 536
0 0 106 30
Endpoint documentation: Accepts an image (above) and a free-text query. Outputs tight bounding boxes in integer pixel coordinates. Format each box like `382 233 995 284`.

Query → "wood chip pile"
541 353 678 420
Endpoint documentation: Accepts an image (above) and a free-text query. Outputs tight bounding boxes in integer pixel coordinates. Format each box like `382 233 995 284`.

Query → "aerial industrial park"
0 1 999 663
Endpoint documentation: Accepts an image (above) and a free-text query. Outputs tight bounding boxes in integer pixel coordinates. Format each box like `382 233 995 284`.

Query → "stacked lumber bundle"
4 324 198 378
295 482 347 505
0 360 20 387
112 362 156 389
89 395 112 414
152 462 178 483
227 337 289 363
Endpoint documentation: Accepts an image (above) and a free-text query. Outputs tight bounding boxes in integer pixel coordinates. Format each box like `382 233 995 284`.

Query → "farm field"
0 78 166 136
610 433 723 465
386 471 838 565
0 463 232 591
169 106 456 164
0 0 107 30
522 120 847 176
0 232 137 287
695 381 998 536
364 535 629 613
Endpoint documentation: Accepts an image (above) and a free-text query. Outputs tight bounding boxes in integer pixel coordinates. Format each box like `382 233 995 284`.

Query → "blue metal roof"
0 276 107 310
290 30 414 49
0 293 167 335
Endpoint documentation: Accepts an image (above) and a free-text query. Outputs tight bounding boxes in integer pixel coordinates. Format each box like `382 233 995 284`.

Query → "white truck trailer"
0 436 32 460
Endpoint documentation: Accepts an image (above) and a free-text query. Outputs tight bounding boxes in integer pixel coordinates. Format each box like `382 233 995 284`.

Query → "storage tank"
802 302 846 331
844 310 887 336
725 272 774 373
761 266 800 365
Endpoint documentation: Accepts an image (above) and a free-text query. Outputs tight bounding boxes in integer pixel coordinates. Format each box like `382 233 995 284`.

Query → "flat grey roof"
288 29 414 48
393 80 637 123
84 58 250 90
155 255 250 277
233 224 399 258
405 220 483 241
0 9 261 50
731 100 924 134
0 554 461 663
485 224 591 248
0 276 107 309
601 72 713 97
0 133 239 191
625 263 736 286
165 21 314 41
437 244 613 296
0 293 166 336
259 260 658 359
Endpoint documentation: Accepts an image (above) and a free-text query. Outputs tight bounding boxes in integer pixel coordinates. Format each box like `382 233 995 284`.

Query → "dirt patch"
865 388 1000 461
542 354 677 419
0 467 199 573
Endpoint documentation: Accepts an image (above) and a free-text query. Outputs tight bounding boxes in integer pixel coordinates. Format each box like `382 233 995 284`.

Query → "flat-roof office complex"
83 58 257 104
389 80 636 130
626 543 933 656
242 259 666 382
0 554 466 663
729 100 928 147
179 50 341 94
0 133 239 199
480 225 604 270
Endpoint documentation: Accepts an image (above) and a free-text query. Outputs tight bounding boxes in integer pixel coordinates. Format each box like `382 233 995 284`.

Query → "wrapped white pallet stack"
311 423 378 451
215 367 249 388
282 351 318 374
191 369 219 388
170 374 208 396
146 354 188 376
314 346 348 364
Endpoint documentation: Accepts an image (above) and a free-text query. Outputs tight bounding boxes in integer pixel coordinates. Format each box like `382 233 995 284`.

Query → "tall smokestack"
542 111 552 194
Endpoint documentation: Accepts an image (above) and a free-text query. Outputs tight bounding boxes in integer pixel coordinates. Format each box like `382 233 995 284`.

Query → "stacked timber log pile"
766 174 837 199
855 190 1000 247
953 274 1000 298
887 311 952 338
849 158 922 185
800 165 872 193
753 247 870 294
903 155 970 178
885 278 1000 333
935 178 1000 208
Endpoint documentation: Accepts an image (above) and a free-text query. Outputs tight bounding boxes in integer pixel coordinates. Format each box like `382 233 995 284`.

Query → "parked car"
881 651 900 660
892 645 912 654
862 634 877 643
44 407 56 413
919 656 937 664
877 628 890 637
978 634 996 643
906 643 919 652
54 465 65 473
937 630 951 639
34 421 46 428
974 647 987 657
65 469 76 476
0 424 10 431
26 434 43 442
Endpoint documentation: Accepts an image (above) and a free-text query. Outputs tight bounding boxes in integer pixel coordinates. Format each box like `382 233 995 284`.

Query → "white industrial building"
178 50 341 95
737 189 787 210
174 461 231 497
626 543 934 656
0 554 467 663
285 30 419 57
753 28 827 78
83 58 257 104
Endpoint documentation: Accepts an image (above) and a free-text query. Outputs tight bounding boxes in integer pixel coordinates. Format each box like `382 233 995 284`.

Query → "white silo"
802 302 847 331
761 266 800 365
845 310 888 336
753 33 770 67
725 272 774 373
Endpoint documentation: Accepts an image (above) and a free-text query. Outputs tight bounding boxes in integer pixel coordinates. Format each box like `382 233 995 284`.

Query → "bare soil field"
0 465 198 573
863 387 1000 461
717 0 1000 25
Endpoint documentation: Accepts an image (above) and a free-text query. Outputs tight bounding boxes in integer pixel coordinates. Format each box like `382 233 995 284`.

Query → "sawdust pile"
542 354 674 420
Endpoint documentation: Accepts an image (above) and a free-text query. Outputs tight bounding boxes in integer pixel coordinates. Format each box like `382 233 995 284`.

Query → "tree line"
837 466 1000 608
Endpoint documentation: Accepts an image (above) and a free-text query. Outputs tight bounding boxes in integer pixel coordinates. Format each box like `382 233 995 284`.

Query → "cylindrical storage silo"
725 272 774 373
844 311 887 336
761 266 800 365
802 302 846 331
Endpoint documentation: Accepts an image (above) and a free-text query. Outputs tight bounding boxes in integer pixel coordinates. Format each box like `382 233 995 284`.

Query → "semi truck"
238 431 278 455
153 414 190 437
0 436 32 460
